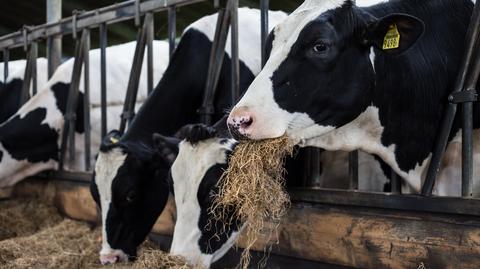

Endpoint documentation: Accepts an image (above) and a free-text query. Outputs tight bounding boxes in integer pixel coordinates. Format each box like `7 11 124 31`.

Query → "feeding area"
1 0 480 268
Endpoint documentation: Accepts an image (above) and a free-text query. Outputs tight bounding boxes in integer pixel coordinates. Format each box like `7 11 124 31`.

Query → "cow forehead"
270 0 345 60
95 147 127 199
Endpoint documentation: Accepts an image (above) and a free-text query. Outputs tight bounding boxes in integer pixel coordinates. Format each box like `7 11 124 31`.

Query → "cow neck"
122 29 212 144
367 0 478 173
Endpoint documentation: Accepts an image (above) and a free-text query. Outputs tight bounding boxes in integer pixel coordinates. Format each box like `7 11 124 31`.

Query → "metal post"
31 42 38 96
146 12 154 95
391 171 402 194
348 150 359 190
119 13 153 133
3 49 8 82
99 23 108 139
229 0 239 105
47 0 62 78
83 29 91 171
422 1 480 196
260 0 269 66
168 6 177 57
199 8 230 125
20 42 38 105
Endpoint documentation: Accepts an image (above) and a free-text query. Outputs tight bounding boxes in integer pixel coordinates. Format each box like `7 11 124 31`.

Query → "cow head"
227 0 423 144
153 123 241 268
90 130 170 264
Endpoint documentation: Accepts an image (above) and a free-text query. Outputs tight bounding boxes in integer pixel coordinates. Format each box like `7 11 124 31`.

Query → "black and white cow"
0 58 49 123
0 40 169 187
228 0 480 195
90 8 288 265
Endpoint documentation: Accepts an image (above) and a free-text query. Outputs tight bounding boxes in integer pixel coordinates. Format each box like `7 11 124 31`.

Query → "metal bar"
99 23 108 139
260 0 269 67
47 0 62 78
0 0 206 50
199 8 230 125
31 42 38 96
147 12 154 95
168 6 177 57
59 30 87 170
119 13 152 132
134 0 141 27
348 150 359 190
289 188 480 217
20 45 34 105
422 1 480 196
83 29 91 171
229 0 239 105
391 171 402 194
2 49 8 82
463 102 474 197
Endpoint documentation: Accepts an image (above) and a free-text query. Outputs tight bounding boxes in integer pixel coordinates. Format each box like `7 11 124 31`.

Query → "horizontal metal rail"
0 0 205 50
290 188 480 217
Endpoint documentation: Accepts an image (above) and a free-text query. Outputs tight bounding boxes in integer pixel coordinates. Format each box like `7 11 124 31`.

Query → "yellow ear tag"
382 23 400 50
110 137 119 144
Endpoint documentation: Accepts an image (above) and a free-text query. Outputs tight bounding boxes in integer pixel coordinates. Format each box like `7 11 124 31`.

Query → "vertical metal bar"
462 102 474 197
134 0 141 27
199 8 230 125
229 0 239 105
168 6 177 57
146 12 154 95
119 13 152 133
390 171 402 194
422 1 480 195
260 0 269 66
83 29 91 171
3 49 9 82
59 30 87 170
99 23 108 139
47 0 62 78
348 150 359 190
31 42 38 96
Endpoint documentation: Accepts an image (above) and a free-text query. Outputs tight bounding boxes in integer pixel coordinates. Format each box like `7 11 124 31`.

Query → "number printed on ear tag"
383 23 400 50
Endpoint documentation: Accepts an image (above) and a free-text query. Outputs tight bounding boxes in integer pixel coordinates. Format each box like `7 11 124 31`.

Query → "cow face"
90 130 170 264
153 126 241 268
227 0 423 143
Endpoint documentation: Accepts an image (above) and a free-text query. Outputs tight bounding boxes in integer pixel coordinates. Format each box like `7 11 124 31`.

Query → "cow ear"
152 133 180 166
363 13 424 55
100 129 123 150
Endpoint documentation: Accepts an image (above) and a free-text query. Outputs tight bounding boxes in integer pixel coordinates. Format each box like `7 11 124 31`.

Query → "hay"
210 135 294 268
0 199 193 269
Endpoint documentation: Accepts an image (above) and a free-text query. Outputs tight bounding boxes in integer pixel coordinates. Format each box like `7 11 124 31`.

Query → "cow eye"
312 41 329 53
126 191 137 203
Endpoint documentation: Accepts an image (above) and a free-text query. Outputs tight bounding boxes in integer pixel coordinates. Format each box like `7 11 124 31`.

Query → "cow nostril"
240 117 253 129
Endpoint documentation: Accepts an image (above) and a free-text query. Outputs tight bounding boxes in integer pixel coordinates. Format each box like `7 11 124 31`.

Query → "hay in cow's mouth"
210 135 294 269
0 198 193 269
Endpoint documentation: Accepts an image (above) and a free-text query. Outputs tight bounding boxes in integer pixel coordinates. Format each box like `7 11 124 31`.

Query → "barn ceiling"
0 0 302 60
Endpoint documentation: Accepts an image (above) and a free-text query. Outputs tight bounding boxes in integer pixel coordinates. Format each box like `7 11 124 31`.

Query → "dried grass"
210 135 294 269
0 199 193 269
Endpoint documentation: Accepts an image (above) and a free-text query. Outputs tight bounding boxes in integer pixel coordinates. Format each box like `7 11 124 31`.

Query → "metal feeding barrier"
0 0 479 220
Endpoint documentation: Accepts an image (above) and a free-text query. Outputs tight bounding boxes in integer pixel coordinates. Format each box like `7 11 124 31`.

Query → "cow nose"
100 253 120 265
227 107 254 139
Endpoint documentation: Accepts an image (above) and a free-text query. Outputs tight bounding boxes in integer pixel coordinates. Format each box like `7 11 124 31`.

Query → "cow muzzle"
227 106 254 140
99 248 129 265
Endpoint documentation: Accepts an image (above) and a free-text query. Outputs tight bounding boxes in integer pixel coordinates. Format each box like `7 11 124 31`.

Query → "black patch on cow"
197 162 240 254
269 0 479 174
0 78 23 123
0 107 59 162
0 149 3 163
50 82 85 134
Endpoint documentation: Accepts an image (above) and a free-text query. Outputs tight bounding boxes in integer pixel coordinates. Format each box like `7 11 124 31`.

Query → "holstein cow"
0 40 169 187
90 8 288 265
0 58 49 123
227 0 480 195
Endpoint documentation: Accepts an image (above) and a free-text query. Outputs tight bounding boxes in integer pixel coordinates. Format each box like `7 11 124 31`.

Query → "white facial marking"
95 148 127 256
369 47 376 72
170 138 237 267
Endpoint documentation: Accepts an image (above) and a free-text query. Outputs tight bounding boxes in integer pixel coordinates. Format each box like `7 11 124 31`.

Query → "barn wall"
7 178 480 269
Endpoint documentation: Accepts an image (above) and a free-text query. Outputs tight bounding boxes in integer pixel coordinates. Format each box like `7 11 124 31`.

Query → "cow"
0 40 169 187
227 0 480 195
90 8 288 265
0 58 49 123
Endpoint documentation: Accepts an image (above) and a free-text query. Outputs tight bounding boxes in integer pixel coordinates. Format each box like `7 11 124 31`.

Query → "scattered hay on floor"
0 198 62 241
210 135 294 268
0 199 192 269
